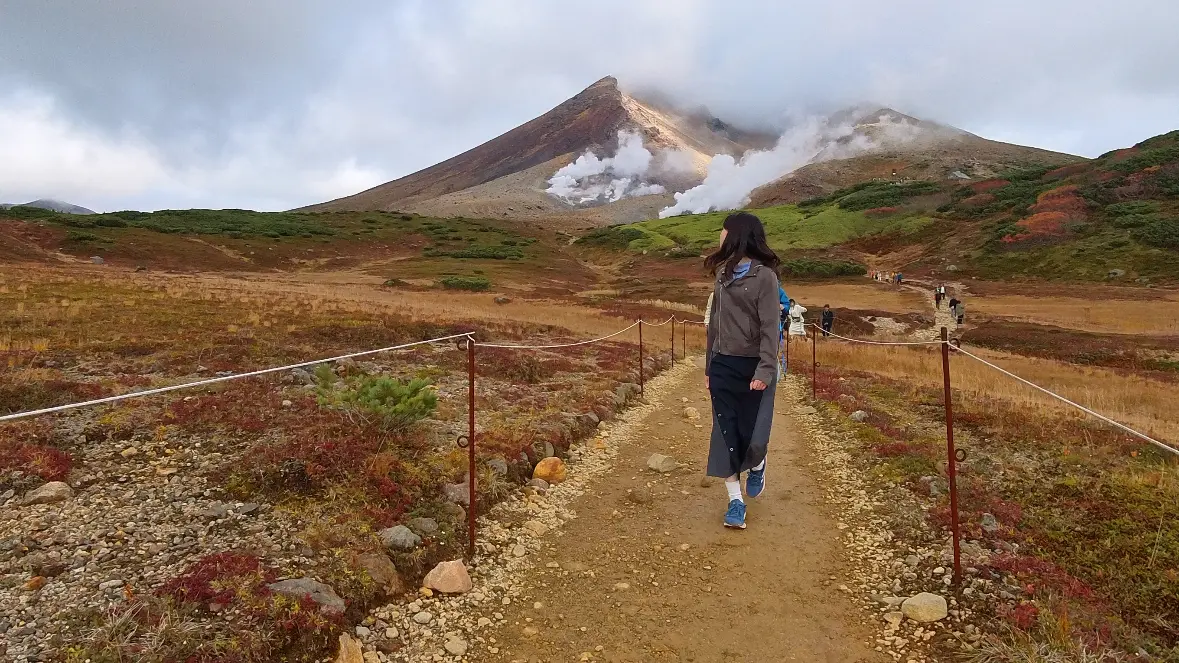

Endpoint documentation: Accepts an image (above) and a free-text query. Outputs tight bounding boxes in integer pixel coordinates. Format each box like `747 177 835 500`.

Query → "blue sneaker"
723 499 747 529
746 465 766 499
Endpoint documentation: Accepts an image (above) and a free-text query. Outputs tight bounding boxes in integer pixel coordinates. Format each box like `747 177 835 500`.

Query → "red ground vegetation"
971 179 1011 194
864 207 900 218
1003 185 1089 244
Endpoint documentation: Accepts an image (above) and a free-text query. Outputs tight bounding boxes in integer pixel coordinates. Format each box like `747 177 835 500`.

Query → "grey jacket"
705 261 782 384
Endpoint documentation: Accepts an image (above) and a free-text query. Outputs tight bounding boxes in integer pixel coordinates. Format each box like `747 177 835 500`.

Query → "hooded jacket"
705 260 782 384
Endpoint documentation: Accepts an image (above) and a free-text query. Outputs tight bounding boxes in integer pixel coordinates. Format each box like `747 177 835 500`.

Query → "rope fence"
791 317 1177 585
0 313 708 561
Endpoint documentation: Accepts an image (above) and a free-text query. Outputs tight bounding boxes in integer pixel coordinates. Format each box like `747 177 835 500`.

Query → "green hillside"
581 129 1179 284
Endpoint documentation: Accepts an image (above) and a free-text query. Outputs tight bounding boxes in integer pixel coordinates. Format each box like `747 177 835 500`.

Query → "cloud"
1 0 1177 210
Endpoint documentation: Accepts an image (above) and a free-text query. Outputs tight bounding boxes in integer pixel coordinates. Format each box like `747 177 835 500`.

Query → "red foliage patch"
1001 602 1041 630
1003 185 1090 244
874 441 914 457
992 553 1095 600
959 193 996 208
157 552 273 606
864 207 900 218
1044 164 1089 180
971 179 1010 194
0 421 73 481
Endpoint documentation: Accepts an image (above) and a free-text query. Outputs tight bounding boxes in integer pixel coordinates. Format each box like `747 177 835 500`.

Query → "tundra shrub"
316 368 437 430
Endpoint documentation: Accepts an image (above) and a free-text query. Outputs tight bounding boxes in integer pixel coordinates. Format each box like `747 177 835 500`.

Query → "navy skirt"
706 354 777 478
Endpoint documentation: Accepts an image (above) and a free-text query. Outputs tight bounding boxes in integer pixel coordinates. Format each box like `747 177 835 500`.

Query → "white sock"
752 459 766 472
725 476 743 503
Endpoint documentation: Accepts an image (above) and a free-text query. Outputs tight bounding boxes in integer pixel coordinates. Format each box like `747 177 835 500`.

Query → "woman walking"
787 299 808 338
704 211 782 530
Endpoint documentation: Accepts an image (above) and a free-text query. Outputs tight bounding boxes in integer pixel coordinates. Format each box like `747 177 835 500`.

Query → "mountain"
305 77 1085 228
301 77 777 226
748 108 1082 208
582 129 1179 284
0 199 95 214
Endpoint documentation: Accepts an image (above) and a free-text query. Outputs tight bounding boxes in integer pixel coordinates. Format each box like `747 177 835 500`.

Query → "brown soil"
482 366 886 663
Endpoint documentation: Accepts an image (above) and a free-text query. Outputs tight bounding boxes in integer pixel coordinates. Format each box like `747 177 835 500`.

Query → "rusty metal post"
812 327 817 400
941 326 962 585
682 322 687 359
670 319 675 365
466 337 477 562
638 320 645 396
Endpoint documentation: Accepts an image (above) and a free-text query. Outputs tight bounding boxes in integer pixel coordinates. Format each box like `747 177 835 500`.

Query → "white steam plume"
547 130 678 205
658 114 925 218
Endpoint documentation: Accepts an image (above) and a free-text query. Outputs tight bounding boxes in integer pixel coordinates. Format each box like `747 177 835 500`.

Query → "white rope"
0 333 475 424
641 316 676 327
479 322 640 350
809 323 943 347
951 345 1179 457
675 318 705 325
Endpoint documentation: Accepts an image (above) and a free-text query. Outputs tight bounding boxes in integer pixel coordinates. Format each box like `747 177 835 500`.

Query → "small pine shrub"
316 369 437 430
439 276 491 291
1131 217 1179 249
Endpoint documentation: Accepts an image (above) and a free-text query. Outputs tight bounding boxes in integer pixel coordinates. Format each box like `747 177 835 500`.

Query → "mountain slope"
302 77 773 219
749 111 1083 208
0 199 95 214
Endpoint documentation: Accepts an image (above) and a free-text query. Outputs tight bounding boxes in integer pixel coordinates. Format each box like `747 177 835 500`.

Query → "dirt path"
478 363 887 663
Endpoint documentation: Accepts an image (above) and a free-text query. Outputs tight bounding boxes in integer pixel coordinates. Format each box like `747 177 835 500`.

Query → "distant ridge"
0 199 96 214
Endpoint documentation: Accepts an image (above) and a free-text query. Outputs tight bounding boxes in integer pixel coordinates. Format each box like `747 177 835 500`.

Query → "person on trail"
821 304 834 337
948 296 960 315
704 211 782 530
934 288 943 309
787 299 808 337
896 272 903 285
955 299 966 325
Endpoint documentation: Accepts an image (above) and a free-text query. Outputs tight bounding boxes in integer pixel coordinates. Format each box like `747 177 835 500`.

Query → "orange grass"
968 294 1179 335
817 340 1179 445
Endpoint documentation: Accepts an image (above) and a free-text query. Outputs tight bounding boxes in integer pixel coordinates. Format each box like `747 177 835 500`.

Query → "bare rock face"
532 457 567 484
23 482 73 506
422 560 473 594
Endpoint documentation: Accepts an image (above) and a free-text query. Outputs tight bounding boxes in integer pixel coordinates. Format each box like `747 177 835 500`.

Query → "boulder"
532 441 556 460
682 407 700 421
23 482 73 506
444 636 469 656
849 410 869 423
352 552 403 595
647 453 677 473
901 592 948 623
407 517 439 536
90 256 104 265
486 456 509 476
494 297 512 305
267 578 345 616
422 560 473 594
980 513 1000 533
1108 268 1126 279
378 525 421 551
528 478 550 492
335 633 363 663
798 406 818 415
532 457 567 484
443 482 470 506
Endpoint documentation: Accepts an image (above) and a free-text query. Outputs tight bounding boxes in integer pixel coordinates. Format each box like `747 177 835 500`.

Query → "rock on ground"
352 552 402 596
849 410 869 422
422 559 472 594
379 525 421 551
533 457 567 484
901 592 949 623
335 633 363 663
647 453 677 473
22 482 73 505
267 578 345 616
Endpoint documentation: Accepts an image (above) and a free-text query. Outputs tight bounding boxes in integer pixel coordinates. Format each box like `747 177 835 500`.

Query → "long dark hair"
704 211 781 278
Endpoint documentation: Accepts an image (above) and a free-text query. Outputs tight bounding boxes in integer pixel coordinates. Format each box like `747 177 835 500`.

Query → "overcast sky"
1 0 1177 212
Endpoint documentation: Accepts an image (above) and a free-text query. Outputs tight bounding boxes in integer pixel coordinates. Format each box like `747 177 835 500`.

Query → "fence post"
940 326 962 585
638 320 645 396
812 327 817 400
671 319 675 365
465 338 477 562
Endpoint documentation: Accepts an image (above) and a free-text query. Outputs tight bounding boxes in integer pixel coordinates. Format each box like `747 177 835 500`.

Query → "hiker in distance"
787 299 808 338
704 211 782 530
821 304 835 337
